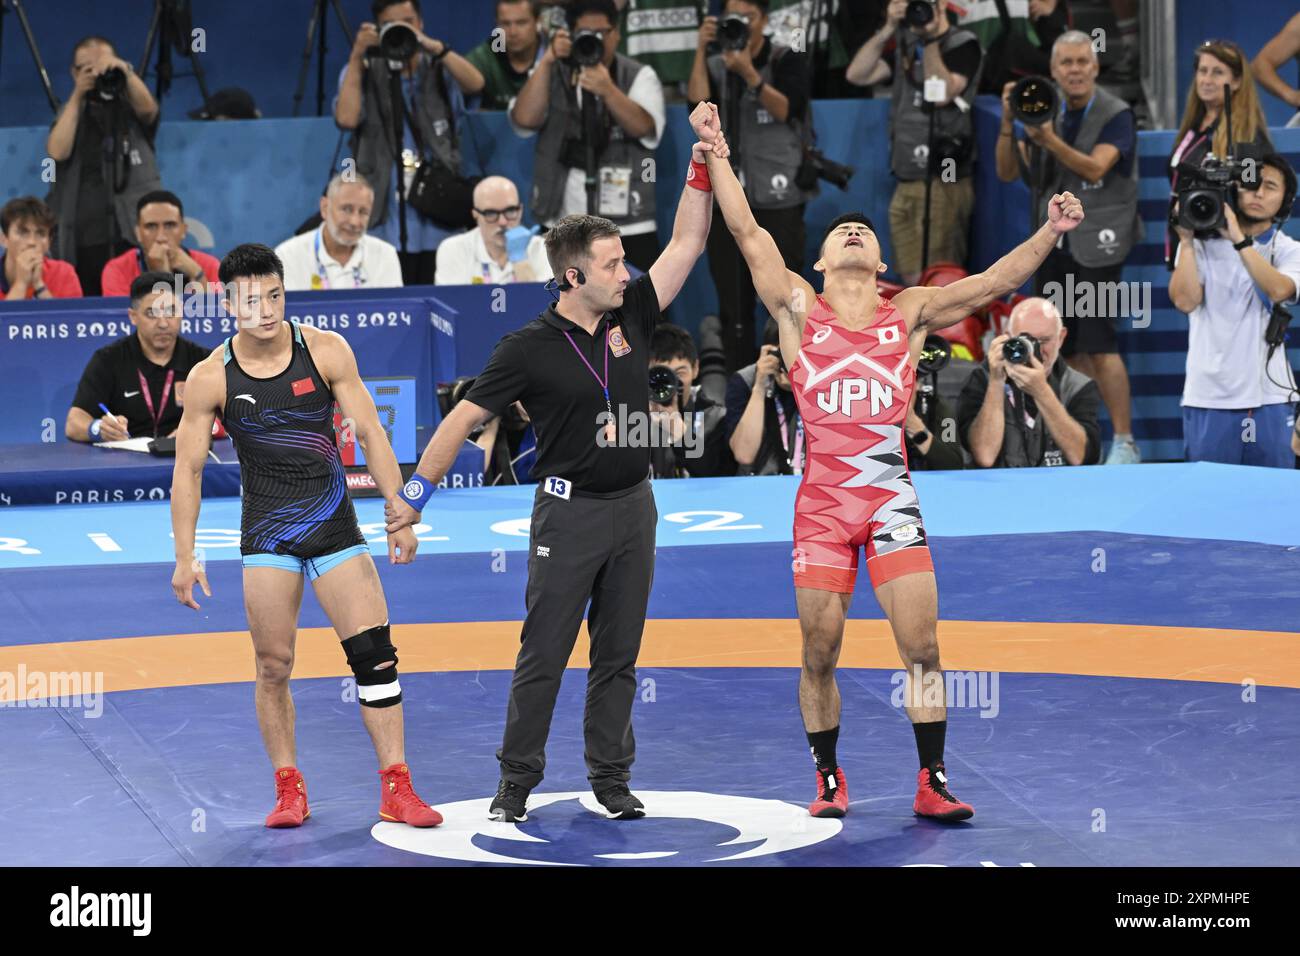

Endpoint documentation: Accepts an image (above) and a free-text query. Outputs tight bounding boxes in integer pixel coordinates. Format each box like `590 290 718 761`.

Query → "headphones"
554 267 587 292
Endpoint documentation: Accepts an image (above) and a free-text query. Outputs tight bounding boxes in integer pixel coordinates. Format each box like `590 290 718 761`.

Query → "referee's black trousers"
497 478 657 791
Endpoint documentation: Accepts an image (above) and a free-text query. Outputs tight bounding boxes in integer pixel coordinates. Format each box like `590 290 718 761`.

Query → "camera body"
718 13 751 52
1002 334 1043 366
1009 75 1058 127
796 149 855 191
570 29 606 67
1174 154 1253 236
905 0 940 29
95 67 127 102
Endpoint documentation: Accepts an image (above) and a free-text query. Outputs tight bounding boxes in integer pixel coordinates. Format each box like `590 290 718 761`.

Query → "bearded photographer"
1168 154 1300 469
510 0 666 271
845 0 983 287
46 36 161 296
687 0 815 370
995 31 1141 465
957 296 1102 468
647 324 733 478
335 1 486 286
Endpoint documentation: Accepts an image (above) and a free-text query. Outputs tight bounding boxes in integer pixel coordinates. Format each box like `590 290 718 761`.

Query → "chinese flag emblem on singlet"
291 377 316 397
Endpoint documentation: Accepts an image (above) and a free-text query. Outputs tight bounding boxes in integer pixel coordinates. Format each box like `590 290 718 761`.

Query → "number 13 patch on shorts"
543 477 572 500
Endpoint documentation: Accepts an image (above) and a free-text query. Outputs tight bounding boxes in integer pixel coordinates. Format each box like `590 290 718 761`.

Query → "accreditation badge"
608 325 631 358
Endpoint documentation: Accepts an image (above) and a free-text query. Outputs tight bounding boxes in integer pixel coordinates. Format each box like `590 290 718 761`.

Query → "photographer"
846 0 983 286
510 0 666 271
725 319 802 475
957 296 1102 468
466 0 546 110
1169 154 1300 469
995 30 1140 464
906 334 965 470
648 324 733 478
335 0 486 286
46 36 161 296
688 0 815 371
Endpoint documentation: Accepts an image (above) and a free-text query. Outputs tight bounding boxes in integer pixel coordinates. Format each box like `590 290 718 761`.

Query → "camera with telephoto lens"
917 334 951 376
570 29 606 67
796 149 856 191
718 13 751 51
1002 334 1042 366
368 21 419 62
1009 75 1058 126
1174 154 1255 236
95 66 127 102
905 0 939 28
648 365 683 407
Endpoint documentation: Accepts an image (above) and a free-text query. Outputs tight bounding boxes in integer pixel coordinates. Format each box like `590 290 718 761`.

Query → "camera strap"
773 396 804 475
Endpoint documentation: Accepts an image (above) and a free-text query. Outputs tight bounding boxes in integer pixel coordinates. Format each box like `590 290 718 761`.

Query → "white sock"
1114 433 1133 444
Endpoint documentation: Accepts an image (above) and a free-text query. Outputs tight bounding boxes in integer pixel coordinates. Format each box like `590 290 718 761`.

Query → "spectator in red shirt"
0 196 82 300
100 190 220 297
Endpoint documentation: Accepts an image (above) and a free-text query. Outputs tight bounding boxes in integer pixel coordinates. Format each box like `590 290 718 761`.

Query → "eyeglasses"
475 205 523 223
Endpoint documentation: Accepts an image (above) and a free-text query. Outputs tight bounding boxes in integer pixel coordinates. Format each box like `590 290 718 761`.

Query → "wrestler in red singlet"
702 115 1086 825
790 293 934 594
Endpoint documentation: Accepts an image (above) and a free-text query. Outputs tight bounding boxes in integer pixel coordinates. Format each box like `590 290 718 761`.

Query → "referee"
387 104 726 822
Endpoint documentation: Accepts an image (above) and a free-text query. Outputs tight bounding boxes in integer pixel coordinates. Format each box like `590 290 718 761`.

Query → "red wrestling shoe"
809 766 849 818
378 763 443 828
913 763 974 822
265 766 310 828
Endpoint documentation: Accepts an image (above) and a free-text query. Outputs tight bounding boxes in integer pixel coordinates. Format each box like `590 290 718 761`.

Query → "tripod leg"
292 0 324 117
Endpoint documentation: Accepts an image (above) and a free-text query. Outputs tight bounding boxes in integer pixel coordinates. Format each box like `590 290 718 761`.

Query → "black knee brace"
343 623 401 708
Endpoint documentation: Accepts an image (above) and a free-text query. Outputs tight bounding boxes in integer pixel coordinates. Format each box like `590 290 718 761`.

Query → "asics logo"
234 394 256 404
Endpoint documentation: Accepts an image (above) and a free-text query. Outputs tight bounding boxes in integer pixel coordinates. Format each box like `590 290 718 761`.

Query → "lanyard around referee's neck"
138 367 174 438
313 228 364 289
562 317 614 443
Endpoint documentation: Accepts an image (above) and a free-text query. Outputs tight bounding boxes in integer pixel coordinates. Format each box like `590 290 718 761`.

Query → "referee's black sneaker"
594 784 645 820
489 779 530 823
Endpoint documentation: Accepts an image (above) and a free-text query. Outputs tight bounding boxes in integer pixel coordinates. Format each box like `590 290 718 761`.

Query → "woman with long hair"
1166 40 1273 266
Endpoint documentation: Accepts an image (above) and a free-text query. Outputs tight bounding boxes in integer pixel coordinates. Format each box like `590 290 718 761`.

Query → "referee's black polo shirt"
71 331 211 438
465 273 662 494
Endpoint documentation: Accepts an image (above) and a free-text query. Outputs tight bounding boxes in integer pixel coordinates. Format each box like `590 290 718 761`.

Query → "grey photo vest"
47 104 162 262
351 54 460 227
735 363 796 476
706 44 815 210
889 27 983 182
531 53 656 227
1032 86 1142 268
999 359 1092 468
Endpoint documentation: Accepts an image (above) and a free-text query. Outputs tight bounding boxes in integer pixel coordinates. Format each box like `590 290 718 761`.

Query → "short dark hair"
129 271 177 308
496 0 539 18
567 0 617 30
1257 153 1298 217
651 324 698 366
761 316 780 347
71 35 114 64
136 190 185 219
1 196 56 235
544 214 621 280
219 243 285 288
820 211 876 256
372 0 420 19
724 0 770 13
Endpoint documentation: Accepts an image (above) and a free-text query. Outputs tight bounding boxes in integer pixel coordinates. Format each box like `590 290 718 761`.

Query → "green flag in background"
767 0 848 69
618 0 707 85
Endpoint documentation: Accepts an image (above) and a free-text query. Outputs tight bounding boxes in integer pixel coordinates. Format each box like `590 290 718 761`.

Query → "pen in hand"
95 403 131 442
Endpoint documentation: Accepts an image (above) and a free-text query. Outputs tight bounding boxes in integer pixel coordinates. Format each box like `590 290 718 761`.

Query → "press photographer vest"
889 27 983 182
1000 359 1091 468
1031 86 1141 268
530 54 656 227
706 44 815 210
47 102 162 263
351 55 460 227
735 363 797 476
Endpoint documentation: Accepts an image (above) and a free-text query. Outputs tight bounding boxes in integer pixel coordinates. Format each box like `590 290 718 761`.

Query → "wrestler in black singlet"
221 319 364 558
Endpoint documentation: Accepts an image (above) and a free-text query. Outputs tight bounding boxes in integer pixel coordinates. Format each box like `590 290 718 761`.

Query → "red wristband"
687 159 711 192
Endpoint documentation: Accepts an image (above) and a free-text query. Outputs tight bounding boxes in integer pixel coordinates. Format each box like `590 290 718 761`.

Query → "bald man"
957 296 1103 468
276 172 403 291
434 177 553 286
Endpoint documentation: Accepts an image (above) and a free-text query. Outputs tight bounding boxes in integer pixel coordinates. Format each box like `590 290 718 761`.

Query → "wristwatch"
1232 236 1253 251
748 78 765 96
